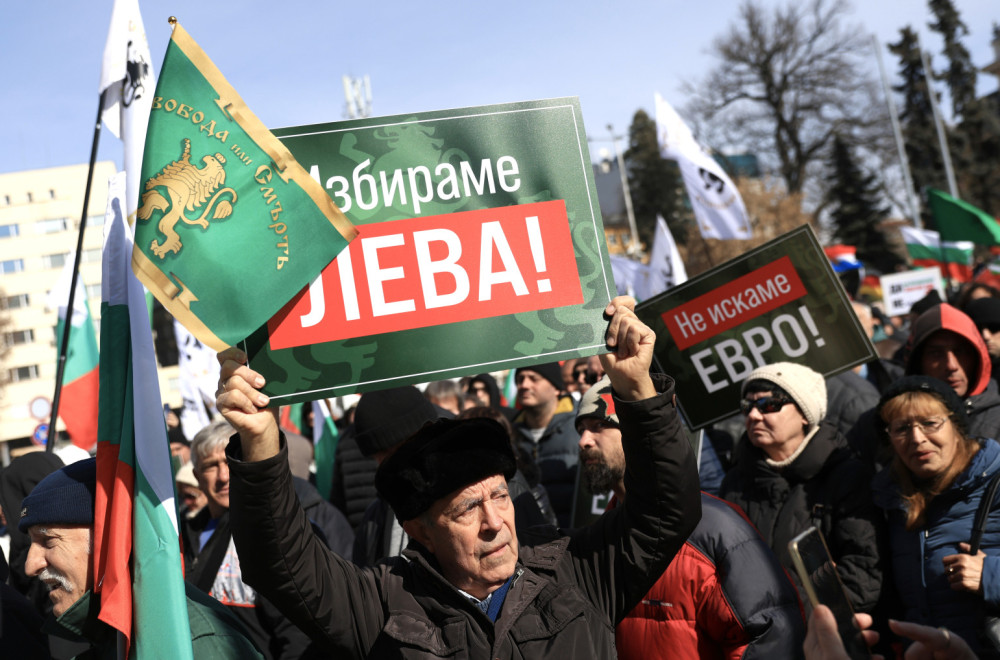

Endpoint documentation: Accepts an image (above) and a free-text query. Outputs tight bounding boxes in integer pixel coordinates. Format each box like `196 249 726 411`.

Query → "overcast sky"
1 0 996 176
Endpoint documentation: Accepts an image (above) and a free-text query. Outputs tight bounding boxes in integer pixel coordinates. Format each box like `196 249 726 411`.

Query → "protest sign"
241 98 616 403
635 226 875 430
880 267 945 317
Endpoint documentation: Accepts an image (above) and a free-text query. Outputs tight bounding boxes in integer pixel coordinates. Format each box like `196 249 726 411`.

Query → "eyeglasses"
739 396 793 415
885 417 948 439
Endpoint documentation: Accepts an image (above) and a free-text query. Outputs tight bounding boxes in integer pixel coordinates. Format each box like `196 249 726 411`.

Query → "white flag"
609 255 643 298
173 320 221 441
100 0 154 223
638 215 688 299
655 93 751 240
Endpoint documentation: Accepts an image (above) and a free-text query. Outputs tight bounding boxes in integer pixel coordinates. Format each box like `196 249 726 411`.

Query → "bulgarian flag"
47 258 100 450
900 225 974 283
311 399 339 500
94 171 193 657
928 188 1000 247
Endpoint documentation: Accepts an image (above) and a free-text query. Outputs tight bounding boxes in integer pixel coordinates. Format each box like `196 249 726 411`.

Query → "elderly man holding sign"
216 296 700 658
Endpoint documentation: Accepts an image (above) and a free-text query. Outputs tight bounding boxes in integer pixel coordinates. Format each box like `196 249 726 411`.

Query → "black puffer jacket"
328 427 379 530
720 422 884 613
228 375 701 658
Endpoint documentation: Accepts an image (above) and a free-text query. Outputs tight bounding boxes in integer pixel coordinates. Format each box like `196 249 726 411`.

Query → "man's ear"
402 518 435 554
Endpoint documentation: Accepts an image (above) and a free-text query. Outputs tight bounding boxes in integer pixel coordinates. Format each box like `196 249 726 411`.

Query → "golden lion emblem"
137 138 238 258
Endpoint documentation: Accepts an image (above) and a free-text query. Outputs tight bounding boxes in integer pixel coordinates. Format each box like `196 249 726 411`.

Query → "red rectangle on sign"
267 200 583 349
662 256 807 350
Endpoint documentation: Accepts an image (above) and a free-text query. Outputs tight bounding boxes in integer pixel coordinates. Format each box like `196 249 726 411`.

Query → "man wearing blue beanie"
20 457 264 658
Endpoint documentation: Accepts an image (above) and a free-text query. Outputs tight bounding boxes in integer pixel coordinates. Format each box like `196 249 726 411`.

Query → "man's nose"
578 430 596 450
945 350 960 370
218 460 230 482
481 502 504 532
25 543 45 577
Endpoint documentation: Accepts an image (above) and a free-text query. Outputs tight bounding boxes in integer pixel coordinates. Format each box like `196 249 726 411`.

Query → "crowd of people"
6 285 1000 658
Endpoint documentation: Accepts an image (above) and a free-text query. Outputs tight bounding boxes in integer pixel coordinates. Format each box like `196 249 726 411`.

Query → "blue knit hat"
18 457 96 533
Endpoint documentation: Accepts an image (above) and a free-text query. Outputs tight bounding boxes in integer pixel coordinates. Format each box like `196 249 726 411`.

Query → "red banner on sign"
268 200 583 349
661 256 807 350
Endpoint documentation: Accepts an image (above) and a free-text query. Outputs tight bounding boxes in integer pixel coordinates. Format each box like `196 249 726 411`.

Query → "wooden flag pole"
47 92 105 452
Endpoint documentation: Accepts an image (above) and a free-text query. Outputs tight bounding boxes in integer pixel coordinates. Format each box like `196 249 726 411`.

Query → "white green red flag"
47 257 100 450
95 171 193 657
900 225 974 282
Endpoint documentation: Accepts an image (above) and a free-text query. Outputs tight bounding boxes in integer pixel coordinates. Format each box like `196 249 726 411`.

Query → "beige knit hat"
741 362 827 430
175 462 200 489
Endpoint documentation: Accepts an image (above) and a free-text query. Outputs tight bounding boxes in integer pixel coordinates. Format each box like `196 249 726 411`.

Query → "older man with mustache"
20 458 264 658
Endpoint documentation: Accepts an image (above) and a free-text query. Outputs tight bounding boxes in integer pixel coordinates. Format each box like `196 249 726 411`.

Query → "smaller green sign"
635 226 875 430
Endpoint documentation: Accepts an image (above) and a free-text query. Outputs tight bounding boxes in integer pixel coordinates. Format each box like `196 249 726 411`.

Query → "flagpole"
919 41 959 198
873 34 922 228
47 92 105 453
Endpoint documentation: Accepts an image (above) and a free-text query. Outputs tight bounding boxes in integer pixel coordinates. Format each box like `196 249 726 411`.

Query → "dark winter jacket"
512 403 581 527
613 492 805 660
720 422 883 613
227 375 701 658
825 371 880 438
873 438 1000 658
328 427 379 530
849 304 1000 468
0 550 49 659
292 476 355 558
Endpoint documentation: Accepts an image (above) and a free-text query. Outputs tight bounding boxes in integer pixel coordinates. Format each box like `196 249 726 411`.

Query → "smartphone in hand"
789 526 871 659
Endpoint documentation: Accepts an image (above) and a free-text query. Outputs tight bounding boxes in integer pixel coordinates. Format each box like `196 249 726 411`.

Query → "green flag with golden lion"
133 20 357 351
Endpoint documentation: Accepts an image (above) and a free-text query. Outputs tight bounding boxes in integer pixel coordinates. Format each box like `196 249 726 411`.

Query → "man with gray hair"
20 457 263 657
183 419 322 659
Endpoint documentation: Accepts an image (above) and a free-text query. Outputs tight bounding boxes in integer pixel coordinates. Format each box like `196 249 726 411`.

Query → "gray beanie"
741 362 827 430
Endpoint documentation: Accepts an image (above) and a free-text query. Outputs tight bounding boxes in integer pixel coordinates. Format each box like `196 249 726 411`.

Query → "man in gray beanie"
216 296 701 658
511 361 580 527
719 362 884 615
20 458 264 658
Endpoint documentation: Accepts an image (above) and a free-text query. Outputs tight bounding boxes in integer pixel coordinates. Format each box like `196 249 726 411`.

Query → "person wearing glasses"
720 362 885 615
873 375 1000 658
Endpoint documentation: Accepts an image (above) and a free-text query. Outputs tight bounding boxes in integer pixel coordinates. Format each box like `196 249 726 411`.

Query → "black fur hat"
374 417 516 522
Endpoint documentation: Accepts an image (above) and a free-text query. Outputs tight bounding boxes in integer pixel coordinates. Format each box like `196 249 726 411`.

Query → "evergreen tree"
928 0 1000 216
624 109 691 248
825 134 902 274
889 26 949 229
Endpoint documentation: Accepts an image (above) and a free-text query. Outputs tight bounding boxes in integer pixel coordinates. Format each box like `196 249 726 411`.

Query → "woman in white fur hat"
719 361 885 617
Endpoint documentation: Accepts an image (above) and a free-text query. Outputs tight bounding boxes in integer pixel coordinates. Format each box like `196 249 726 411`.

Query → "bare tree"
686 0 888 202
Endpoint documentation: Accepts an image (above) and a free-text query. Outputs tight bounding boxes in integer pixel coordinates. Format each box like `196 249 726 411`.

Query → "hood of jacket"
905 303 991 397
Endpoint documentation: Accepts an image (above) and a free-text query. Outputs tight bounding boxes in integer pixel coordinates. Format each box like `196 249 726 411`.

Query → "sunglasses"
739 396 793 415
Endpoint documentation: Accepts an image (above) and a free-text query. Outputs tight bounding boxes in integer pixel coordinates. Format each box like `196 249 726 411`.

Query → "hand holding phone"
790 526 872 660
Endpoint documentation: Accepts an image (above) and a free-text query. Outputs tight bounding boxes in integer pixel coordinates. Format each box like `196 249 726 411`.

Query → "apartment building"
0 162 180 457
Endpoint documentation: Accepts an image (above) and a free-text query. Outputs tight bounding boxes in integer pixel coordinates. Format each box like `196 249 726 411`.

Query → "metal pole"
608 125 641 257
873 34 922 228
919 42 959 198
47 93 104 452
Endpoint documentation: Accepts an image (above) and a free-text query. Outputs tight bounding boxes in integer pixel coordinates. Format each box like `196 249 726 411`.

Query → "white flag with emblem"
637 215 688 299
99 0 155 222
655 93 751 240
